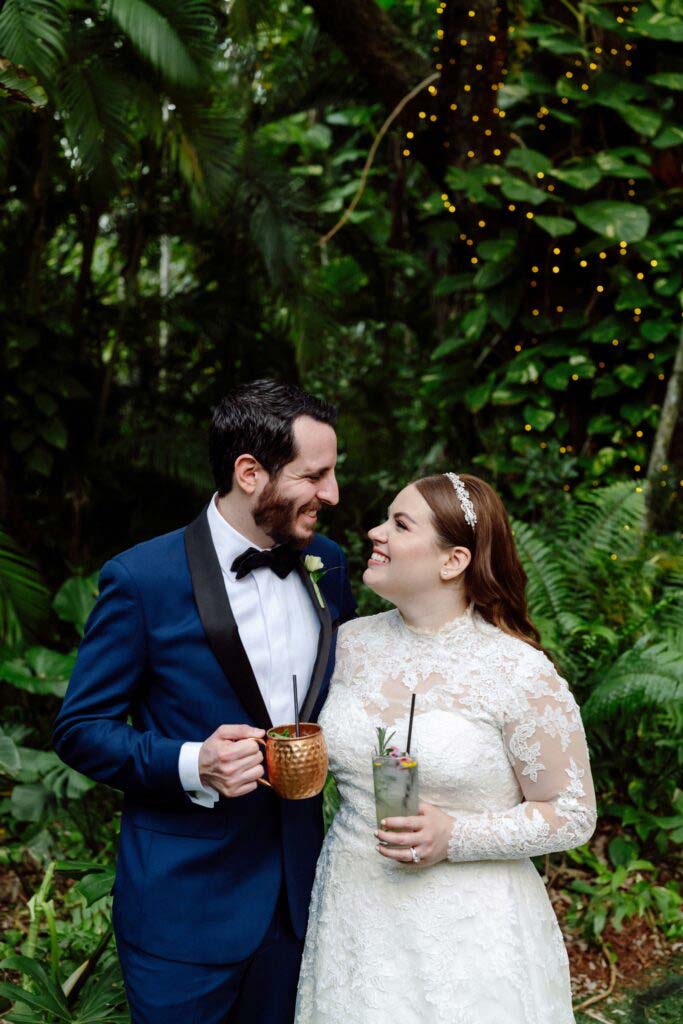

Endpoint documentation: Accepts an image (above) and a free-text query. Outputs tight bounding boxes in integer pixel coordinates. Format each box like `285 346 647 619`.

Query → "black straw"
406 693 416 754
293 674 300 737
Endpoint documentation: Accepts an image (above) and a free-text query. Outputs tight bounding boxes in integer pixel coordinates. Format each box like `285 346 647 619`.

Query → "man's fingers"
218 738 262 762
216 724 265 741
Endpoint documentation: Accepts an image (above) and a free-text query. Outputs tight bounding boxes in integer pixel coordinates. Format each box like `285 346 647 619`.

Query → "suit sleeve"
52 557 184 801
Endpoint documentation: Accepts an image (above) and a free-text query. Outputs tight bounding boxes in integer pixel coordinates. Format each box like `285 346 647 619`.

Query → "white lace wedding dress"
295 604 597 1024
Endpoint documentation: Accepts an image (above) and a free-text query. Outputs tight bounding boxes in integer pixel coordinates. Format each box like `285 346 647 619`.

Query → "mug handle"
255 736 273 790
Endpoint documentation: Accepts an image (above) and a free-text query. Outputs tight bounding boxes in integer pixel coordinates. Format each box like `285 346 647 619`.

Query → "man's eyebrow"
388 508 417 524
301 464 333 475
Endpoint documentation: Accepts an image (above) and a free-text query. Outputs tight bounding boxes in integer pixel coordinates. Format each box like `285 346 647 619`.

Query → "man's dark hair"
209 380 338 495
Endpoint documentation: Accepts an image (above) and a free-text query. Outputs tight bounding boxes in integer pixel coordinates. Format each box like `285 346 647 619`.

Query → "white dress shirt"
178 494 321 806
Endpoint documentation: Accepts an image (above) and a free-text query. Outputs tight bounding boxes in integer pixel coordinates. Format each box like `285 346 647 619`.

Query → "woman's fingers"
380 814 423 831
375 827 424 847
376 844 424 866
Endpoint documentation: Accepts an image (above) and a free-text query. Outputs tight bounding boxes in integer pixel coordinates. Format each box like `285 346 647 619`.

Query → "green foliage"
565 843 683 940
0 532 50 646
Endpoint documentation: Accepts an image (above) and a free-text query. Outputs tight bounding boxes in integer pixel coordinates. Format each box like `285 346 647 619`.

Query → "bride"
295 472 596 1024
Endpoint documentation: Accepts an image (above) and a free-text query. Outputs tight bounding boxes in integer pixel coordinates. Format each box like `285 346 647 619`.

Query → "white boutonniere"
304 555 326 608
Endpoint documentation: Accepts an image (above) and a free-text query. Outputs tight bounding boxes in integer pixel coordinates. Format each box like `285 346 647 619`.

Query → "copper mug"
256 723 328 799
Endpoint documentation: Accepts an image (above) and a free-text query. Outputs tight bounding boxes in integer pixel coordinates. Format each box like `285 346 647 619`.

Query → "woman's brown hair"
414 473 546 654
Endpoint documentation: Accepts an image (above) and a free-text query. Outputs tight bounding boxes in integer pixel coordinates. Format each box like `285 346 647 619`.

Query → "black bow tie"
231 545 301 581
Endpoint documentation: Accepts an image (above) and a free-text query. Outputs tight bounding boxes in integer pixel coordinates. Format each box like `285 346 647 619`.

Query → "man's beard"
253 480 316 548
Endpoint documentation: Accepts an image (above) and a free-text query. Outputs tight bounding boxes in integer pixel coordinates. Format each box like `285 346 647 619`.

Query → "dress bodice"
320 605 596 862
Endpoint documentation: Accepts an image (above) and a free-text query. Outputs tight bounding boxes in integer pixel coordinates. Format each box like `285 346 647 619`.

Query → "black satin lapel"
297 562 333 722
184 509 272 730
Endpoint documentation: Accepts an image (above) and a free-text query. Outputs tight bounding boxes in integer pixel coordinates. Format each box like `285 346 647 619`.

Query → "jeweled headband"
444 472 477 531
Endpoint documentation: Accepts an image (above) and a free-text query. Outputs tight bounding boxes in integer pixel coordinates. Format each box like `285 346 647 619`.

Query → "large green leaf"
53 574 98 635
618 104 662 139
73 869 116 906
551 162 602 190
574 201 650 243
648 72 683 91
0 733 21 775
535 215 576 237
0 647 75 696
504 148 551 177
499 174 548 206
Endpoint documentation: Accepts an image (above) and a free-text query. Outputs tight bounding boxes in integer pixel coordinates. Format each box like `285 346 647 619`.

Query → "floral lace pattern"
295 605 597 1024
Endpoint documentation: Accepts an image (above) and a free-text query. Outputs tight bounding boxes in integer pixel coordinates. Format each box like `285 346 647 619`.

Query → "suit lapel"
297 561 333 722
184 509 272 731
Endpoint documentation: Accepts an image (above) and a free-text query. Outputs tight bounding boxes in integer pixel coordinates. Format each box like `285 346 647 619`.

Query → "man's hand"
198 724 266 798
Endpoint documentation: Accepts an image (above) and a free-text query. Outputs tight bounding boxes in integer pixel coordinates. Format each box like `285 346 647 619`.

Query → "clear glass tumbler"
372 754 419 845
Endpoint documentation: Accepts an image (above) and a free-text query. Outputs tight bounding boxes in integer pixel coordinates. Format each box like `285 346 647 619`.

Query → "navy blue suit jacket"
53 508 356 965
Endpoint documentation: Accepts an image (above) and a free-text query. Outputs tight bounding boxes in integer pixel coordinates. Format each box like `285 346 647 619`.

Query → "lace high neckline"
395 602 475 638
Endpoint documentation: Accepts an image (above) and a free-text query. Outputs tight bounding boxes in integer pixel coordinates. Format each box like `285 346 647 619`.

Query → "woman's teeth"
370 552 390 564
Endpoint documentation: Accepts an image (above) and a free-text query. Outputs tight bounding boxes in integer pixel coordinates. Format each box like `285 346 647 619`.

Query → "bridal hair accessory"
444 472 477 531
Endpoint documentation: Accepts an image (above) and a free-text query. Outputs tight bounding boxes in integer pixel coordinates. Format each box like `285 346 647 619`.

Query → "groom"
53 380 356 1024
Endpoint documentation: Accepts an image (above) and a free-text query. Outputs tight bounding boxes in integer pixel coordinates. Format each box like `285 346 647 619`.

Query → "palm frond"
0 0 66 84
0 529 50 646
59 62 133 182
107 0 211 88
169 98 240 209
583 634 683 723
559 481 645 558
112 430 213 492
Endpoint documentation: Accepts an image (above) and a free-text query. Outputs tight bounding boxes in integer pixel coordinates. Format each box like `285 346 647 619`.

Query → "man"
53 380 356 1024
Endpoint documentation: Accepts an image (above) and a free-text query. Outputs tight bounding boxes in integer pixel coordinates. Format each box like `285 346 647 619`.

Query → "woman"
295 472 596 1024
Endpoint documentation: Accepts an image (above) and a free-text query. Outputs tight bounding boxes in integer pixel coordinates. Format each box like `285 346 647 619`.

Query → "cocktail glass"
372 754 419 846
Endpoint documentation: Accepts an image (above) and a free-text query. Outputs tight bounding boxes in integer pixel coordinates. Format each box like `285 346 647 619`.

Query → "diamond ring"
410 846 420 863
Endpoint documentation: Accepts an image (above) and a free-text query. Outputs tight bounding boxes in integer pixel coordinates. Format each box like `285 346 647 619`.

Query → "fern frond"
583 634 683 723
0 529 50 646
559 481 644 559
0 0 66 83
510 517 573 621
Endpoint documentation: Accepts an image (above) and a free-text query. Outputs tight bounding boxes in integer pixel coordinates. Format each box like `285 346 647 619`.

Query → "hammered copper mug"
256 723 328 799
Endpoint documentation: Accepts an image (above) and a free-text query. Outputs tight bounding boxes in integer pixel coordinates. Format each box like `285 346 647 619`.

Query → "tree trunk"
72 204 100 360
309 0 508 184
24 114 52 312
642 324 683 532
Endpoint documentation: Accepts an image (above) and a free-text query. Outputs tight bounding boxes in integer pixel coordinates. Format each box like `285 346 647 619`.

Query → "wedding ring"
410 846 420 863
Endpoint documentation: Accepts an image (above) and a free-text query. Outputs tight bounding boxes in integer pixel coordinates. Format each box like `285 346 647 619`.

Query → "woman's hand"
375 802 453 867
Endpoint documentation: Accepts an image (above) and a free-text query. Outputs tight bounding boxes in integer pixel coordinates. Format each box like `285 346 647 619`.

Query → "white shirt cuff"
178 741 219 808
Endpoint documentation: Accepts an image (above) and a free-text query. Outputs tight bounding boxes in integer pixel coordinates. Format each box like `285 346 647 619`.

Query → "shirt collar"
207 492 268 575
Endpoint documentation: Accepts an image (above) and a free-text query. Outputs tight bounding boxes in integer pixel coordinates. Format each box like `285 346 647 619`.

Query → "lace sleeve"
447 653 597 862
